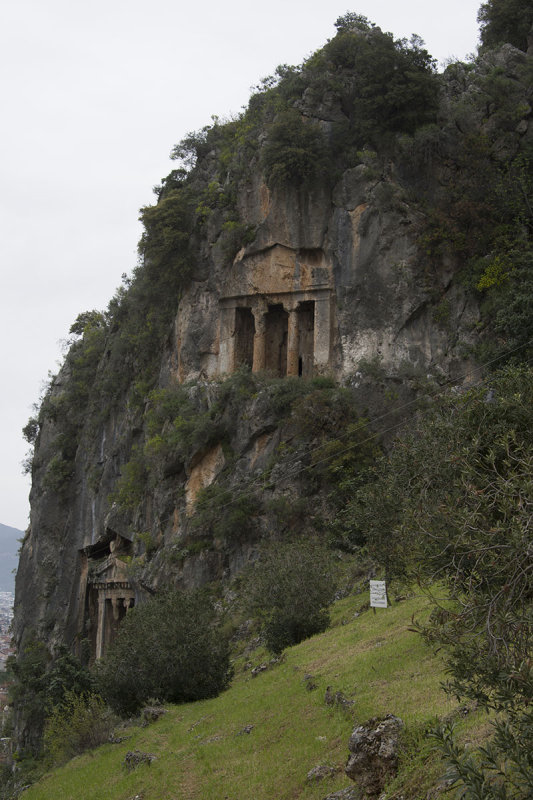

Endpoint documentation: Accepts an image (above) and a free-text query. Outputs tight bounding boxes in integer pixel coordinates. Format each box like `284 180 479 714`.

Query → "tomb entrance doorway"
234 307 255 369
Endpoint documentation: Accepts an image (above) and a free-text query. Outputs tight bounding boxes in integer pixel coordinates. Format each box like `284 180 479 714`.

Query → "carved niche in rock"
217 245 333 379
79 534 135 661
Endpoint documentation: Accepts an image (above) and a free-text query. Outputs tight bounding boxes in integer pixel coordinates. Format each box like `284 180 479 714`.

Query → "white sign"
369 580 388 608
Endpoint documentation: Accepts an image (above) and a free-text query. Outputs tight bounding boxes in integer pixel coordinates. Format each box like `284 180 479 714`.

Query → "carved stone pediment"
88 553 130 585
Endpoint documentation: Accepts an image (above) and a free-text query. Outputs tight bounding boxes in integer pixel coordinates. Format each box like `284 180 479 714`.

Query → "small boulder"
322 788 359 800
108 733 130 744
237 724 254 735
335 691 355 712
304 673 318 691
142 706 168 724
306 764 339 783
345 714 404 798
124 750 157 771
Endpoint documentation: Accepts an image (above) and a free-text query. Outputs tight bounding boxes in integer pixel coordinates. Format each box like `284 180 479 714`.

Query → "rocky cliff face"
13 29 532 672
175 164 479 385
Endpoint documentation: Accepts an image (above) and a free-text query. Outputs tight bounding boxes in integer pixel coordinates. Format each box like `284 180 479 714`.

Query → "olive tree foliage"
243 538 337 654
7 642 93 756
96 590 232 716
43 691 118 766
478 0 533 52
345 364 533 797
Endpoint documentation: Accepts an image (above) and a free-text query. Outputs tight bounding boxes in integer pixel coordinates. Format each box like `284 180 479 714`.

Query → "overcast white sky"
0 0 482 530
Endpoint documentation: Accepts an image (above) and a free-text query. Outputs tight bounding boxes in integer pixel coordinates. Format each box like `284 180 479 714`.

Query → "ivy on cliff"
101 182 197 402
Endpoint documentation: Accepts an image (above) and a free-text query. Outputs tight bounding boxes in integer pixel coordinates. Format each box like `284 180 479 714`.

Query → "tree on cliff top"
478 0 533 52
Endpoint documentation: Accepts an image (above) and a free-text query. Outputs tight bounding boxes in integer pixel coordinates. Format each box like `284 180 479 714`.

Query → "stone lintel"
219 287 330 309
90 581 132 591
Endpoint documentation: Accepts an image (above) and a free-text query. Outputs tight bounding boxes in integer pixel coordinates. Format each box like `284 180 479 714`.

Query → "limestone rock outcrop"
345 715 404 798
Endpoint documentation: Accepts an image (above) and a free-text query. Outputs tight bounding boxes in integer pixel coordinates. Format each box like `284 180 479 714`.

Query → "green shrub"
261 110 330 189
478 0 533 52
218 219 256 264
243 538 337 654
96 591 232 716
42 453 74 493
190 484 260 542
144 384 226 469
7 642 93 756
43 691 118 766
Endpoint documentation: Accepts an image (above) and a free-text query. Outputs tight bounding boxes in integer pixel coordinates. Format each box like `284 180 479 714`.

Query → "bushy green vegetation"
260 109 331 189
96 591 232 716
113 372 374 528
398 48 533 363
23 311 108 488
306 19 438 154
478 0 533 52
346 363 533 797
243 537 337 654
225 12 438 187
190 484 260 543
7 642 93 756
43 692 118 767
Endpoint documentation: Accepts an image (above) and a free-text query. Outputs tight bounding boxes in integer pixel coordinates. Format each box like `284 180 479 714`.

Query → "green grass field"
22 591 485 800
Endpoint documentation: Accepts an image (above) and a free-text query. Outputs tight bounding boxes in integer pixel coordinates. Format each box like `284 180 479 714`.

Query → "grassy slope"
23 591 486 800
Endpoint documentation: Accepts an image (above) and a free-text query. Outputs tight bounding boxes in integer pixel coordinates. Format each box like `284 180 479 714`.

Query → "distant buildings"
0 592 14 671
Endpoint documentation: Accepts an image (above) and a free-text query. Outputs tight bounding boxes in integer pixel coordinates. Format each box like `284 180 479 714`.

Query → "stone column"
314 293 331 372
95 593 106 661
252 311 266 372
111 596 121 621
286 309 299 376
218 306 236 375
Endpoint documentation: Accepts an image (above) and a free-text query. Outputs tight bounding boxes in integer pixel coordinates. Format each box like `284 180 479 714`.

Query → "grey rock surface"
345 715 404 798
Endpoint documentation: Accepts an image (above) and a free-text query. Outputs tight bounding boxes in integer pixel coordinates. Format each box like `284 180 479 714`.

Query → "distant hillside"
0 523 22 592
